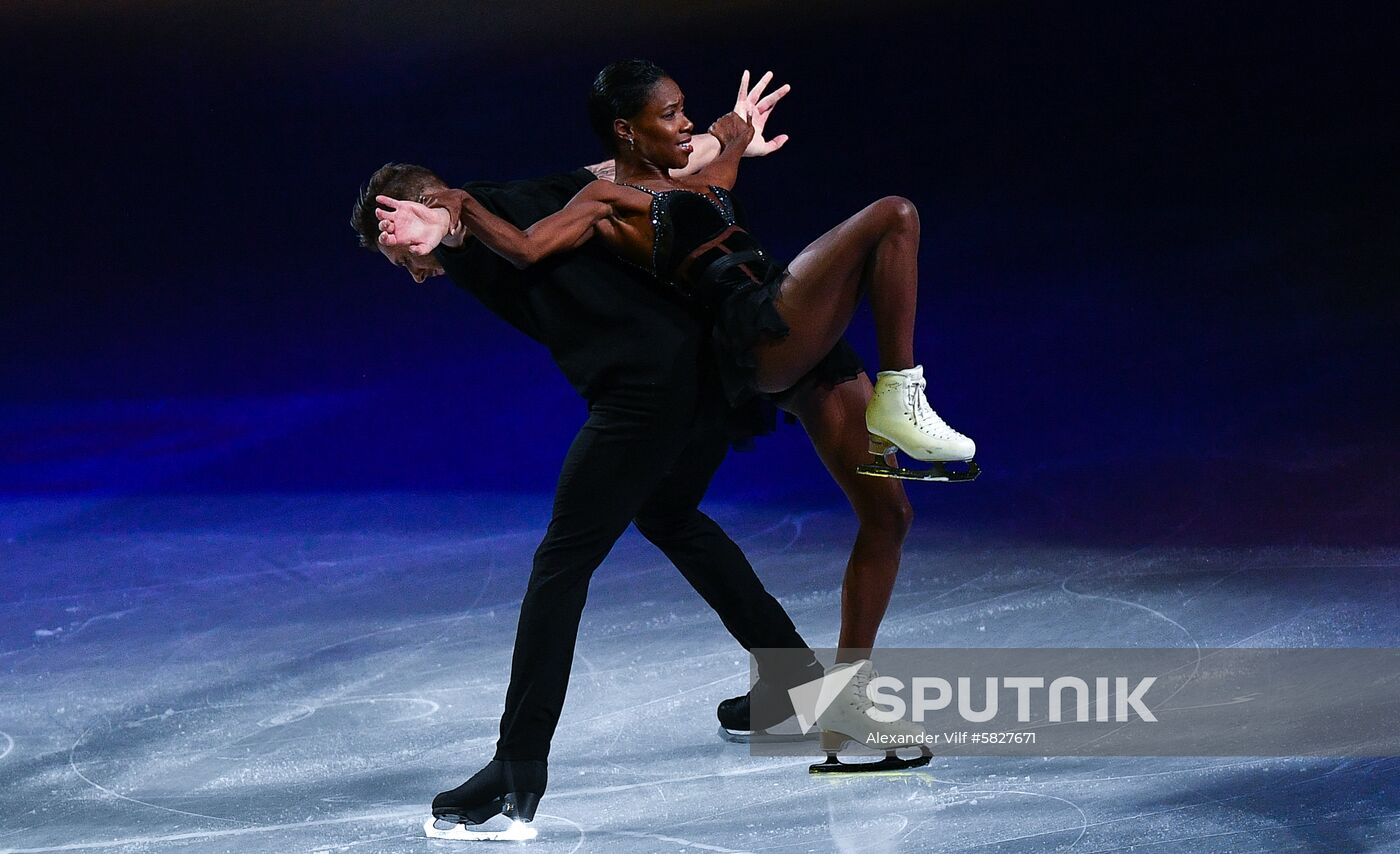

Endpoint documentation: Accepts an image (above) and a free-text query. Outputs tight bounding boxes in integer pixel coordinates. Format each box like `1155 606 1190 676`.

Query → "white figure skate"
810 660 933 773
861 365 979 482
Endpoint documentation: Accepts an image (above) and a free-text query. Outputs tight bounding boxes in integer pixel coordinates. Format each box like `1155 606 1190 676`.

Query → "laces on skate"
860 369 980 483
906 376 963 440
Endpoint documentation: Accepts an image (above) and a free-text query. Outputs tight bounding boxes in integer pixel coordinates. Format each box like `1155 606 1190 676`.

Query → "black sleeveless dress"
621 183 862 408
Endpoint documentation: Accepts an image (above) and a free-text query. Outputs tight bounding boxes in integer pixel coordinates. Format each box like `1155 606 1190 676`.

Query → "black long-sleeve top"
433 169 713 405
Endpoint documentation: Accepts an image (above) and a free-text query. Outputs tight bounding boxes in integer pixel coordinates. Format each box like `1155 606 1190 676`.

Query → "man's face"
377 241 445 284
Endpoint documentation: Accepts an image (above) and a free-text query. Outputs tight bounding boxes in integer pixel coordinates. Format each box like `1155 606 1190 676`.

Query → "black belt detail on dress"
699 250 767 287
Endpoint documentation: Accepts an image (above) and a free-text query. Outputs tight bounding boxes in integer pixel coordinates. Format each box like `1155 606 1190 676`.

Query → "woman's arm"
461 186 612 268
383 182 622 269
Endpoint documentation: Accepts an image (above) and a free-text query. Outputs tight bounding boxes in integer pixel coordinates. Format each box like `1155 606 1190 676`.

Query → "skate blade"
856 459 980 482
423 815 537 841
809 746 933 775
717 725 817 745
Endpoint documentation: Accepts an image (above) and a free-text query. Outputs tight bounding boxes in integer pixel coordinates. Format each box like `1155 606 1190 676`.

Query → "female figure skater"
379 60 975 479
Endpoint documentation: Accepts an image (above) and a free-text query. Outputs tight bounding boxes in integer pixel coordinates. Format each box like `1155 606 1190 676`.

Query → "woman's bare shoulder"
580 177 653 215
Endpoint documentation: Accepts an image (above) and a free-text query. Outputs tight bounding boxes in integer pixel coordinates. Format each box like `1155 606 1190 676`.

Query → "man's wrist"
427 207 452 247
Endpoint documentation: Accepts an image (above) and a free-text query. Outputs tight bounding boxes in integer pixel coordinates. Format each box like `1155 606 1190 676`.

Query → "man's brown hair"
350 163 444 249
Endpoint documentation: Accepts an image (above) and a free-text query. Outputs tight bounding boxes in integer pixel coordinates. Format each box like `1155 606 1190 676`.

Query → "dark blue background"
3 1 1396 544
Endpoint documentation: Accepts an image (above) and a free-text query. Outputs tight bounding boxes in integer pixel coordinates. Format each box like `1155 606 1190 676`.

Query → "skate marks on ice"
919 755 1400 852
66 725 244 827
0 808 590 854
0 808 424 854
630 767 1088 853
910 756 1400 852
61 696 450 809
807 757 1394 853
423 812 746 854
1067 759 1400 853
709 515 1398 851
899 789 1088 852
612 830 750 853
2 496 1398 852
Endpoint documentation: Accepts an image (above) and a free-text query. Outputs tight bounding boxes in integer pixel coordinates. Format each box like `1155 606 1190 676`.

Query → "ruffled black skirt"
710 260 790 406
707 256 864 403
704 255 864 447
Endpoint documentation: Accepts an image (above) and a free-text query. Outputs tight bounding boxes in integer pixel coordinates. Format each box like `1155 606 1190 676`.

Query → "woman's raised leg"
751 196 920 394
757 198 975 466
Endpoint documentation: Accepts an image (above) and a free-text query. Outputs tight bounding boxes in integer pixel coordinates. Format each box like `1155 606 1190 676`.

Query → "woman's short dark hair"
350 162 443 250
587 59 669 154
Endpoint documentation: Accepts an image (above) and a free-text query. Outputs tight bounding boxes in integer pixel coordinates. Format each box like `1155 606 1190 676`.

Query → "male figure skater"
352 74 827 838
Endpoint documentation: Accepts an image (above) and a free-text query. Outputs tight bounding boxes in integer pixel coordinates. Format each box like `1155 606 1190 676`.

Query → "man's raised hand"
375 196 450 256
733 69 791 157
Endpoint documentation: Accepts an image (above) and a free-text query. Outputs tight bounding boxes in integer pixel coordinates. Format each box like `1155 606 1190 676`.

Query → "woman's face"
623 77 695 171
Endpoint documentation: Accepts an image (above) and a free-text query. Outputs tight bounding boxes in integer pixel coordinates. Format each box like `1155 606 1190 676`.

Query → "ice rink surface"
2 494 1397 853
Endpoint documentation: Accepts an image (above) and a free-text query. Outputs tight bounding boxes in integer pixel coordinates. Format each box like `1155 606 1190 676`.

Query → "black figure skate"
424 759 547 841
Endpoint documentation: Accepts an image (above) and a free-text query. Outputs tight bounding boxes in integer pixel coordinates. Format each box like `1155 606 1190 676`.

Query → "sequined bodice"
619 183 773 296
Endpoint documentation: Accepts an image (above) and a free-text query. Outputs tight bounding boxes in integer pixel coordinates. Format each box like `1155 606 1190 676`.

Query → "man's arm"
584 134 721 181
584 159 616 182
684 112 754 191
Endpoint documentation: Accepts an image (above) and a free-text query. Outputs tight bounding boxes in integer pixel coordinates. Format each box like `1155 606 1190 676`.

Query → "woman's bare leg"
752 196 920 394
778 373 914 663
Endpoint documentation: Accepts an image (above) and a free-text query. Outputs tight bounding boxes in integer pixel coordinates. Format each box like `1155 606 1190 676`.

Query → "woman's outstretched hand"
374 196 450 256
732 69 791 157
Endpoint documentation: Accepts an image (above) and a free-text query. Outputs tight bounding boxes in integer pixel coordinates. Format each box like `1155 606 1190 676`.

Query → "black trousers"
494 390 810 760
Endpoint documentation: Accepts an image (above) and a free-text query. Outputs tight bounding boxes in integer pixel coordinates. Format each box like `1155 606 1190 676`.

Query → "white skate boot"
810 660 932 773
861 365 979 482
